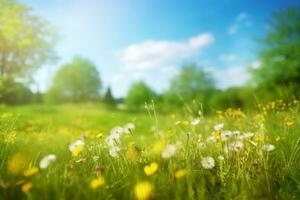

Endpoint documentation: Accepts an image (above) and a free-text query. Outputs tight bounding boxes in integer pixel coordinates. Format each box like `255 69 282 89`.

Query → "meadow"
0 101 299 200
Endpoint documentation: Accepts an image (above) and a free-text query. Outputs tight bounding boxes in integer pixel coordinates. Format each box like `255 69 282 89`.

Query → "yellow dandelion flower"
275 136 281 141
152 141 165 154
96 133 103 139
182 121 189 125
23 167 39 177
127 148 138 160
7 153 28 176
144 162 158 176
72 146 84 157
21 182 32 193
175 121 181 125
4 132 16 144
90 176 105 190
134 181 154 200
284 117 294 128
175 169 187 179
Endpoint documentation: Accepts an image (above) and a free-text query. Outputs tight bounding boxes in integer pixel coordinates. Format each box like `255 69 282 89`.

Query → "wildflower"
69 140 85 152
198 141 205 148
144 162 158 176
96 133 103 139
124 123 135 134
134 181 154 200
109 146 120 157
4 132 16 144
186 132 192 138
220 131 233 141
175 121 181 125
228 141 244 152
7 153 28 176
201 156 215 169
239 132 254 140
191 118 200 126
182 121 189 125
232 131 240 136
152 141 165 154
39 154 56 169
214 123 224 131
175 169 187 178
110 126 124 135
262 144 275 152
218 155 225 161
206 135 217 143
106 132 121 147
23 167 39 177
21 182 32 193
127 147 138 160
161 144 177 158
90 176 105 189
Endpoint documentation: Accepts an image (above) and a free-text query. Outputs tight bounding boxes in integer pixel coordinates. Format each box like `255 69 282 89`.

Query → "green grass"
0 102 299 200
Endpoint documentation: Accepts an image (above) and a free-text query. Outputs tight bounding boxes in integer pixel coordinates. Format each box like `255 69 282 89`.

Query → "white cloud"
219 53 237 62
209 66 250 88
250 60 261 69
121 33 215 71
227 12 252 35
160 66 179 78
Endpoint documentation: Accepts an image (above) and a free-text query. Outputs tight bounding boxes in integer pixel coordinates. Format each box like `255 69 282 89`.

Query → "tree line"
0 0 299 113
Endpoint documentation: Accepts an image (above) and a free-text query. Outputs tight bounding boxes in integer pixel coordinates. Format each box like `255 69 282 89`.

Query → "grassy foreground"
0 101 299 200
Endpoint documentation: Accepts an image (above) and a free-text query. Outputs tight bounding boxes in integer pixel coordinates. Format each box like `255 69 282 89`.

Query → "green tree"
126 81 157 110
0 0 57 81
46 57 101 103
0 81 33 104
165 63 215 106
103 86 115 104
252 6 300 93
0 0 57 104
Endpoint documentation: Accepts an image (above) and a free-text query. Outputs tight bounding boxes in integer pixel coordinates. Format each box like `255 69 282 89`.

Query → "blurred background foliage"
0 0 299 113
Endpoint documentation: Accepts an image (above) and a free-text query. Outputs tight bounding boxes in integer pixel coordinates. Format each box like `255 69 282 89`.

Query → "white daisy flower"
93 156 99 161
262 144 275 152
109 146 121 157
186 132 192 137
191 118 201 126
161 144 177 158
214 123 224 131
232 131 240 136
39 154 56 169
218 155 225 161
123 123 135 134
239 132 254 140
221 130 233 141
106 132 121 147
228 141 244 152
110 126 124 135
206 135 217 143
69 140 85 152
201 156 215 169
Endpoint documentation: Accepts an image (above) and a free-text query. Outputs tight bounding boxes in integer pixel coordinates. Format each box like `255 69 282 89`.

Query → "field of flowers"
0 101 299 200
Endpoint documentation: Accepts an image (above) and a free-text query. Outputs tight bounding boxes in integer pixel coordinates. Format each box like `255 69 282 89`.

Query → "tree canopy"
165 64 215 105
0 0 57 81
46 57 102 103
126 81 157 110
252 6 300 92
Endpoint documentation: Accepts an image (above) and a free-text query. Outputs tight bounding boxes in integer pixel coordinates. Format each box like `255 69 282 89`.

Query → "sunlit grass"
0 101 299 199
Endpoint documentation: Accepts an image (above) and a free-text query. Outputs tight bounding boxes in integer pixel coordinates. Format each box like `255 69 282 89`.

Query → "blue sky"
20 0 299 97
